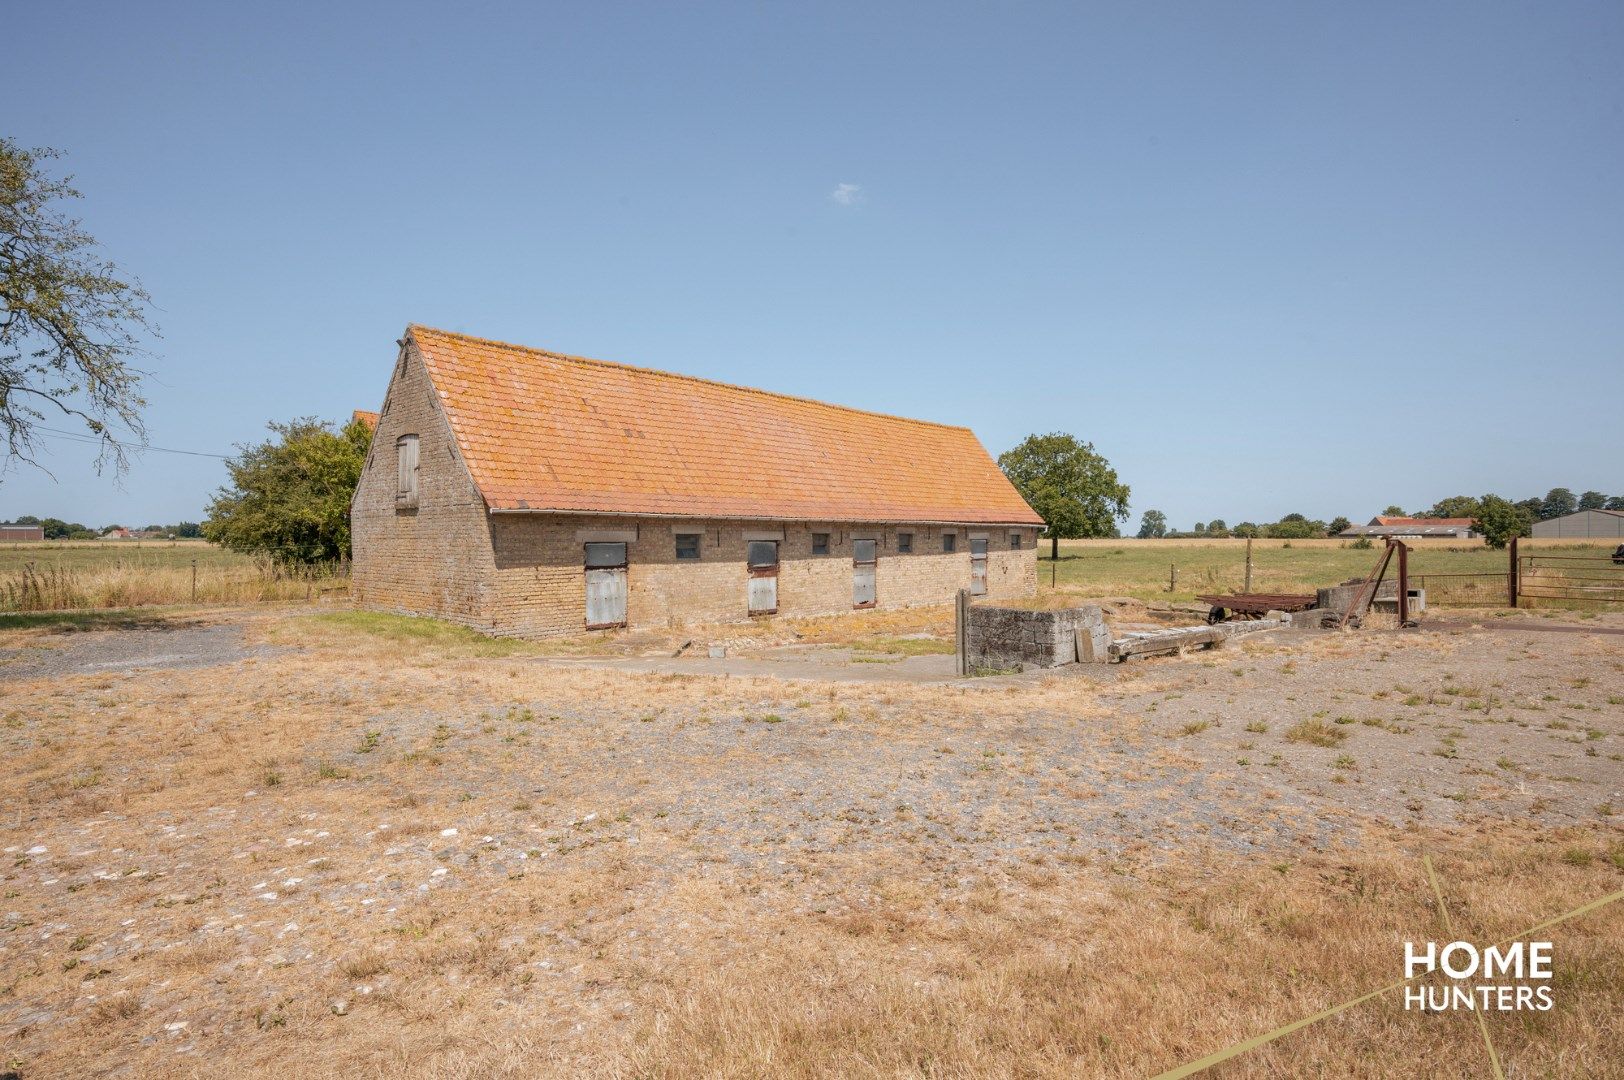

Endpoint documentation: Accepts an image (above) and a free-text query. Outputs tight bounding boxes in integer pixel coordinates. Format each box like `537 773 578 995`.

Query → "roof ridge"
406 324 973 433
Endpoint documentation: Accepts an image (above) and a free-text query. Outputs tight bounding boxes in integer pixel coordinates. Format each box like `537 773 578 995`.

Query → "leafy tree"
1514 497 1544 522
1232 522 1261 539
173 520 202 538
1475 494 1531 549
204 416 371 563
1607 496 1624 511
2 139 156 475
998 433 1131 559
1382 505 1405 516
1267 517 1327 539
1578 491 1607 511
1540 488 1577 520
1136 509 1167 539
38 515 93 539
1192 521 1206 536
1425 495 1482 519
1328 516 1351 535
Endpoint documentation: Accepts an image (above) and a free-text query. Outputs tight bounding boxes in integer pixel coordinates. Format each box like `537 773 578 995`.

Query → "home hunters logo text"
1404 940 1554 1012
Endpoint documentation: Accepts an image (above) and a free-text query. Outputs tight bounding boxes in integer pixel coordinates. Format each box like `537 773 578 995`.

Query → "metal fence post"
1396 541 1410 626
1508 536 1518 608
955 588 970 676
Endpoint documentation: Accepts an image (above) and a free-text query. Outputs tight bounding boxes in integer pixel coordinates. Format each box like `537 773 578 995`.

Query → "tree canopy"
1474 494 1531 549
204 416 371 563
2 139 155 476
1423 495 1483 519
1136 509 1167 539
997 433 1130 559
1541 488 1577 520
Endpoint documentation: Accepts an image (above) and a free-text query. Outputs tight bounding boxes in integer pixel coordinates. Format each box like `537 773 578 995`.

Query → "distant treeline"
6 515 204 541
1136 489 1621 545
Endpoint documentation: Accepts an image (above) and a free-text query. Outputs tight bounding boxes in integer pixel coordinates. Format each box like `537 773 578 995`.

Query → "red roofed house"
350 326 1043 637
1337 516 1479 539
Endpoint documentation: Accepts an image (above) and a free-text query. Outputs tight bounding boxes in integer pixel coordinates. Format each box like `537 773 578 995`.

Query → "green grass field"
0 540 251 574
1039 537 1571 605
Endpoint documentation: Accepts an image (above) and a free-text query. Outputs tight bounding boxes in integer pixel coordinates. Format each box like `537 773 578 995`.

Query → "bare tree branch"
1 138 156 480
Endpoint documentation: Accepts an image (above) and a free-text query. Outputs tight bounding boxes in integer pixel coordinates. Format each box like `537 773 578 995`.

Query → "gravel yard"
0 606 1619 1077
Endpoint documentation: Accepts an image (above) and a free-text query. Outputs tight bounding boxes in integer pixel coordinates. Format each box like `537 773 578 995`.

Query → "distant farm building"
1530 509 1624 539
350 326 1042 638
1338 516 1478 540
0 522 45 542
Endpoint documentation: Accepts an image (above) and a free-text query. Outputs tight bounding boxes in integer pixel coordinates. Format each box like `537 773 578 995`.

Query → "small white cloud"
829 182 864 206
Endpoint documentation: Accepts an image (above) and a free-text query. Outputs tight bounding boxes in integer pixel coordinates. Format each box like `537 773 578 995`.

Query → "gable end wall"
350 340 497 625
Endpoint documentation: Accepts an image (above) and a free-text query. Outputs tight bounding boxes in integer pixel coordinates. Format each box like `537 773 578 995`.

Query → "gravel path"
0 622 283 681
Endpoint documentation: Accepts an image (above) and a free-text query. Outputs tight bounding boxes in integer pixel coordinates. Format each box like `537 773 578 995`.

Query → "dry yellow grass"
0 608 1618 1077
0 541 345 611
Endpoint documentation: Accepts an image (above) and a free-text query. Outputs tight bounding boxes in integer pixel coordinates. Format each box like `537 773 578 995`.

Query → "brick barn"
350 326 1043 638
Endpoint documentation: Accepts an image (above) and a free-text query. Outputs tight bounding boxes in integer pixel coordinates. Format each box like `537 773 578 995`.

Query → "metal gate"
747 541 779 615
969 538 988 596
1515 543 1624 605
584 542 627 629
852 539 877 608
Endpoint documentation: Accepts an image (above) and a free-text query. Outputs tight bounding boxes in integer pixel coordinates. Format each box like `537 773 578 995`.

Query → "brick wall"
350 340 497 626
485 517 1040 638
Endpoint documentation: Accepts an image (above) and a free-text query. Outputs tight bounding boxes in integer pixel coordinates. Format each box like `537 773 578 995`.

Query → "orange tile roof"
406 325 1043 526
1373 516 1475 527
352 409 379 431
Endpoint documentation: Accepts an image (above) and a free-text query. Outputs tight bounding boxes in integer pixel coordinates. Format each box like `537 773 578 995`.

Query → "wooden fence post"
1244 537 1253 593
1169 563 1177 593
191 559 197 603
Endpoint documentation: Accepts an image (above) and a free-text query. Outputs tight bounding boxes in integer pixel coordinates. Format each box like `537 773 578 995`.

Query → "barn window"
812 532 830 555
942 533 956 553
897 532 913 554
675 533 701 560
1010 532 1022 550
395 434 420 507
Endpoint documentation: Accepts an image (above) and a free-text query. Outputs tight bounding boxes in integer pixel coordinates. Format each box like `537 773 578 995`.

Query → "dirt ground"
0 604 1620 1077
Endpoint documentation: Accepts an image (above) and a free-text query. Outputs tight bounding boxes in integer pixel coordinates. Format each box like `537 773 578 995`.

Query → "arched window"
396 434 420 506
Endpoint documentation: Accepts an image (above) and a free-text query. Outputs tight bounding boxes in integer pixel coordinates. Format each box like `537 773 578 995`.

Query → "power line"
32 425 231 460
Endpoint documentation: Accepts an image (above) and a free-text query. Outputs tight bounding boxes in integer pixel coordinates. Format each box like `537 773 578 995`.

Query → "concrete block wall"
965 603 1107 670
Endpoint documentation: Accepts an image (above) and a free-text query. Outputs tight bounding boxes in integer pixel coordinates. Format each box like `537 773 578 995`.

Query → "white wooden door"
852 539 877 608
584 543 628 628
747 541 779 615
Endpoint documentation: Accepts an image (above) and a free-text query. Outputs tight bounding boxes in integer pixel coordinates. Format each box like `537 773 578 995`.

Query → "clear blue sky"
6 1 1621 530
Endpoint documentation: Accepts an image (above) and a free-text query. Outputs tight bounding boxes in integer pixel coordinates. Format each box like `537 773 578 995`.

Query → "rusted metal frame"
1337 540 1396 627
